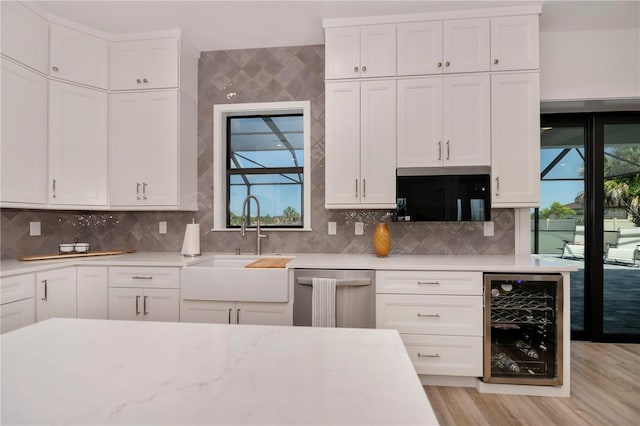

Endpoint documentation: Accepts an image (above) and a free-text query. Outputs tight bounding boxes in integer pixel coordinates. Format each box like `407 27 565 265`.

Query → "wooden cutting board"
244 257 293 268
19 250 135 261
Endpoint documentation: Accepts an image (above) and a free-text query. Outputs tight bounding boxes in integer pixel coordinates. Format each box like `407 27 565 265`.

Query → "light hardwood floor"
424 342 640 426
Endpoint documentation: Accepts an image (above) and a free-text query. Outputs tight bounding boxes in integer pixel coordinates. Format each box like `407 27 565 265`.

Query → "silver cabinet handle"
136 295 140 315
355 179 358 198
354 66 359 72
417 313 440 318
496 176 500 196
494 58 499 65
417 281 440 285
137 78 142 84
363 179 366 198
143 296 148 315
237 308 240 324
418 353 441 358
41 280 48 301
228 308 232 324
143 78 148 83
52 179 56 198
362 65 367 72
446 141 450 160
136 182 141 200
438 141 442 160
142 182 147 200
52 66 59 72
437 62 442 68
445 61 450 67
132 276 153 280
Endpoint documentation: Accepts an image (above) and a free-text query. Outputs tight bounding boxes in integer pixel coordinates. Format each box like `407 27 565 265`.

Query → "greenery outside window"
213 101 311 231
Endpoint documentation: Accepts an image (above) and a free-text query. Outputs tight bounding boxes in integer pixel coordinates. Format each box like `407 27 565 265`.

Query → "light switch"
355 222 364 235
328 222 337 235
484 221 494 237
159 221 168 234
29 221 41 236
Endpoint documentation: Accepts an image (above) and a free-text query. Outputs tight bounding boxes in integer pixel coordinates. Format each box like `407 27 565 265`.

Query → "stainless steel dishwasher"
293 269 375 328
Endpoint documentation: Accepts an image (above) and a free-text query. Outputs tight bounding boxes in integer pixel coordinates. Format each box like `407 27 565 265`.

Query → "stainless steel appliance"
483 273 563 386
293 269 375 328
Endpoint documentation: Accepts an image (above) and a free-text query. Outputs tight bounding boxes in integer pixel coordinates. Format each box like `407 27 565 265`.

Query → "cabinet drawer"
108 267 179 289
376 270 482 295
376 294 483 336
1 273 35 305
1 298 35 334
401 334 482 376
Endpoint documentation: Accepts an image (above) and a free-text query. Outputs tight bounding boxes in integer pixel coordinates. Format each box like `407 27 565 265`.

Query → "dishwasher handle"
295 277 371 287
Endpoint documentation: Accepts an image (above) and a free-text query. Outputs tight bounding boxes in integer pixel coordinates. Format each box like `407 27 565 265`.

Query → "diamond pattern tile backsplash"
0 45 515 259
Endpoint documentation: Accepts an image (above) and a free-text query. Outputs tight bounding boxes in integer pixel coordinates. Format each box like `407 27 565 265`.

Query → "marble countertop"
1 318 439 425
0 251 576 277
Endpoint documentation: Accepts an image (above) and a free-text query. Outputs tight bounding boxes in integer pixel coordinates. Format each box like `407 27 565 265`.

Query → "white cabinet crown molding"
323 5 542 28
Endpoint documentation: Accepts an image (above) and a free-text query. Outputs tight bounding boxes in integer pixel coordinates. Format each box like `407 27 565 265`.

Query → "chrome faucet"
240 195 267 255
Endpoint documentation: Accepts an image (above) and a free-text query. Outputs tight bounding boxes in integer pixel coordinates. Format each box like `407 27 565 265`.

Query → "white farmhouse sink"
181 256 289 302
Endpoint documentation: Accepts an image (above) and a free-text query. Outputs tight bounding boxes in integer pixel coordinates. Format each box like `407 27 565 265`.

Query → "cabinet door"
325 81 360 206
0 59 48 205
324 26 360 79
180 299 236 324
49 80 108 206
143 288 179 322
236 302 292 326
397 77 443 168
0 1 48 74
108 92 146 205
109 41 145 90
108 287 142 321
443 18 490 73
360 24 396 78
360 79 396 206
397 21 443 76
443 74 490 167
1 299 35 334
142 38 179 90
36 268 77 322
143 91 178 206
491 15 539 71
77 267 108 319
49 23 108 89
491 72 540 207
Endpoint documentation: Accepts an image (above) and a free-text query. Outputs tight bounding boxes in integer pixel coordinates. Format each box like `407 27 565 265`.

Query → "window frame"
212 101 311 231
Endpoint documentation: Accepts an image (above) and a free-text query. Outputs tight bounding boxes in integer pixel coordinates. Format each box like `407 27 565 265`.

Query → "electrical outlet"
159 221 168 234
355 222 364 235
328 222 337 235
484 221 494 237
29 221 41 236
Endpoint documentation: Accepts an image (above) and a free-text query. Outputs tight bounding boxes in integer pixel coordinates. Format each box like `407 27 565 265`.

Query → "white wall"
540 28 640 101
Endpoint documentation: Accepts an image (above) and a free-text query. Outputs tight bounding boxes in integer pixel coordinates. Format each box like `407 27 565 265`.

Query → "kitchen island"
1 318 439 425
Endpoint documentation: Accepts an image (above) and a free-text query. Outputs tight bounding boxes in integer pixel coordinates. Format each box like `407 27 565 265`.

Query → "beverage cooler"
483 273 563 386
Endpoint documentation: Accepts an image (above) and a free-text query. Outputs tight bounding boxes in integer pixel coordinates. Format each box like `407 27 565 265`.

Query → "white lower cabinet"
108 267 180 322
0 273 36 333
180 300 292 326
77 266 108 319
36 267 77 322
376 270 483 377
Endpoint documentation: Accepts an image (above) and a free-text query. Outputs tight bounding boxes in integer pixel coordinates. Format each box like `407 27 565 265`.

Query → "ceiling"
30 0 640 52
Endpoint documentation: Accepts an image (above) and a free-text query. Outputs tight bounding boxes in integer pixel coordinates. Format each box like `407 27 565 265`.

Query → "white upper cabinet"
491 15 539 71
48 80 108 206
325 80 396 208
397 21 443 76
0 59 48 206
442 18 490 74
0 1 48 74
491 72 540 207
110 38 179 90
325 24 396 79
49 23 108 89
397 74 490 168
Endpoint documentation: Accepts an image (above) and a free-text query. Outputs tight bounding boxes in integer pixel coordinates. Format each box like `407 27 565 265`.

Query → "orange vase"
373 223 391 257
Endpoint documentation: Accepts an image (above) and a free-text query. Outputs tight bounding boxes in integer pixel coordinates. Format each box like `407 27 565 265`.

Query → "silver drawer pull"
417 313 440 318
418 353 441 358
417 281 440 285
132 276 153 280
